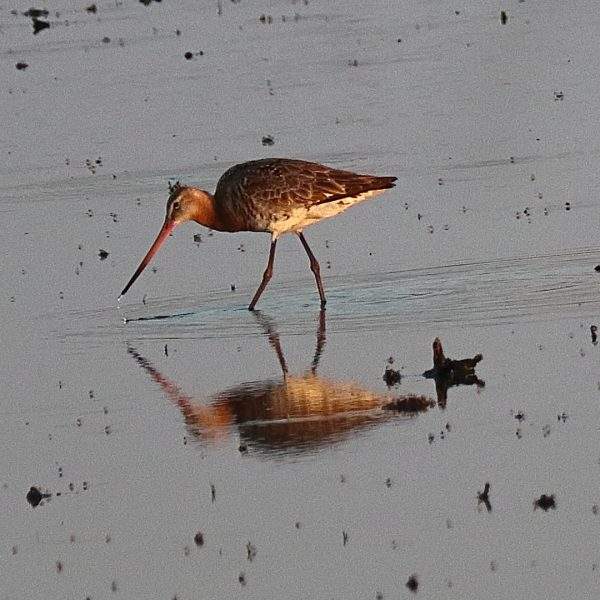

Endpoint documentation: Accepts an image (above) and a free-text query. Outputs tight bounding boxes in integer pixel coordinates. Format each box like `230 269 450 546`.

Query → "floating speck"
32 18 50 34
406 574 418 592
534 494 556 511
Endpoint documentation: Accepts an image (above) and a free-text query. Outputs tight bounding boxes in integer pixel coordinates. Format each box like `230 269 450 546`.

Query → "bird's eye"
173 201 181 210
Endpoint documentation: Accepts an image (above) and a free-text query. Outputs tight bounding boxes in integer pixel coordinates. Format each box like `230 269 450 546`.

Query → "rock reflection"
127 311 432 454
423 337 485 408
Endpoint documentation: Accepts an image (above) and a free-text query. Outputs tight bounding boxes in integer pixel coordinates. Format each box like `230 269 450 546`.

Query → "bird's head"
165 181 207 225
118 182 213 299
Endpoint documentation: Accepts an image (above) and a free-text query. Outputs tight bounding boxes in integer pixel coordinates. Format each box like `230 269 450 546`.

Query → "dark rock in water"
184 51 193 60
261 135 274 146
86 4 97 13
423 337 484 408
406 574 418 592
382 395 433 413
500 10 508 24
32 18 50 34
534 494 556 511
16 62 29 70
194 531 204 546
423 337 482 377
98 249 109 260
23 8 49 17
26 486 51 507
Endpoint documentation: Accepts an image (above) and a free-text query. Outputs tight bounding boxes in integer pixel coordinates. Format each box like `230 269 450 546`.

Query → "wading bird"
119 158 396 309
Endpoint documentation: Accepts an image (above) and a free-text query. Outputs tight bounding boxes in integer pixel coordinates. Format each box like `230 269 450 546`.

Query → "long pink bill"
118 220 177 300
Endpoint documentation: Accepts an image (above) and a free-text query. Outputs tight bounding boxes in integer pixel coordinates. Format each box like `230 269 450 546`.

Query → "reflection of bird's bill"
126 345 234 440
179 403 234 441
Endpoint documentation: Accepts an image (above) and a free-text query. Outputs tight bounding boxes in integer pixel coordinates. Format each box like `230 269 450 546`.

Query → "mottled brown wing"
214 158 396 231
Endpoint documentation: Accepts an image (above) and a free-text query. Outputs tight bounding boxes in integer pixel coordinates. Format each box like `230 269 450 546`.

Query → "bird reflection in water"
127 311 432 455
422 337 485 409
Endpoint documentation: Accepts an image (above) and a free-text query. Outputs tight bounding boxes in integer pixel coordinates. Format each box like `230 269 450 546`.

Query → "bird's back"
213 158 396 233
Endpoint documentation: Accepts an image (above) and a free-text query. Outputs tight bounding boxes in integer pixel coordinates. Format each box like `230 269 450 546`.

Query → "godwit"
119 158 396 309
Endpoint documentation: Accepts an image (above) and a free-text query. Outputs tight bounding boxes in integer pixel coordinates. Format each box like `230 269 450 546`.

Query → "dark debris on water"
32 18 50 34
184 50 204 60
534 494 556 511
23 8 48 17
382 356 401 387
26 486 51 507
478 482 492 512
406 574 418 592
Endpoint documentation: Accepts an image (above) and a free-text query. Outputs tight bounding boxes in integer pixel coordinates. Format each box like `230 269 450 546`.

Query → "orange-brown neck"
182 188 224 231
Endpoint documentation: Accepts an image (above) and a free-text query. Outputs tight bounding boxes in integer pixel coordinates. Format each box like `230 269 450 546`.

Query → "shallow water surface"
3 1 600 599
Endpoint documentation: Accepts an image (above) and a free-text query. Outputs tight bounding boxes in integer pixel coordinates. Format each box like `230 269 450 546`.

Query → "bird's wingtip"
379 176 397 189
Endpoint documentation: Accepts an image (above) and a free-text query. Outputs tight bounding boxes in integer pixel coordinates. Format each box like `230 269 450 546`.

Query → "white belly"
268 189 384 237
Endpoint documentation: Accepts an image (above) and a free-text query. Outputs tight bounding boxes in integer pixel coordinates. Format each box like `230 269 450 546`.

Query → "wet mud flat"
3 1 600 599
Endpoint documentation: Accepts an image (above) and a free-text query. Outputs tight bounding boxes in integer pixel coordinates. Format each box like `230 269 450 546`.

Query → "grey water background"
2 1 600 598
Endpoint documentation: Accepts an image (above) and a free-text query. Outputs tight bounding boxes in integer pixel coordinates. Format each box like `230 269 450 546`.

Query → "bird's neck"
189 189 224 231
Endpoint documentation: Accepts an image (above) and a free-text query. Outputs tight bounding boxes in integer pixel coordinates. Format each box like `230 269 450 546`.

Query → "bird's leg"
248 238 277 310
250 310 289 375
297 232 326 307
